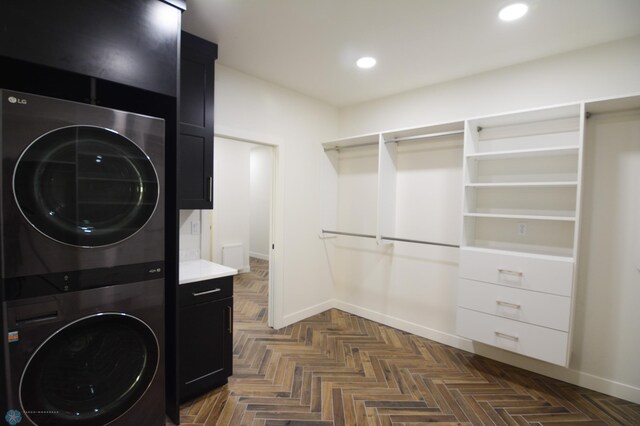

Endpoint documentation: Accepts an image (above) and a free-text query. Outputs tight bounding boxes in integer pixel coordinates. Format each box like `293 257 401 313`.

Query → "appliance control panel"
3 262 165 300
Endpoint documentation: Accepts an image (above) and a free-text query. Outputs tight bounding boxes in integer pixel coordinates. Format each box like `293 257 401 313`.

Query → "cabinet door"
179 31 218 209
179 297 232 402
0 0 181 97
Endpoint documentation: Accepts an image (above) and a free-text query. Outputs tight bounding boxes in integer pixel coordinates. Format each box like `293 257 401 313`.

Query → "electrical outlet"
191 221 200 235
517 222 527 236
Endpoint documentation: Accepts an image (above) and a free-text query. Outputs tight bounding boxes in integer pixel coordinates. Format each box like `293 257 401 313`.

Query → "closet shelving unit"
322 94 638 370
457 103 585 366
378 122 464 248
321 132 382 243
583 94 640 273
321 121 464 248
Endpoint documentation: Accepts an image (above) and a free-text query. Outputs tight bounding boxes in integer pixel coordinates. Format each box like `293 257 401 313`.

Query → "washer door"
20 313 159 426
13 125 159 247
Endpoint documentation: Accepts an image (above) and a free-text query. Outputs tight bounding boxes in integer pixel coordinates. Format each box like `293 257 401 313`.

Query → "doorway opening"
201 136 277 328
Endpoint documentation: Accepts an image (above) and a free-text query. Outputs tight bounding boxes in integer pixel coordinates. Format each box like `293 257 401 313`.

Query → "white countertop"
179 259 238 285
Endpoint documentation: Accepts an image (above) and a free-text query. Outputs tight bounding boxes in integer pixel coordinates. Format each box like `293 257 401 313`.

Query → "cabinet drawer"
179 276 233 307
459 248 574 296
456 307 568 366
458 278 571 331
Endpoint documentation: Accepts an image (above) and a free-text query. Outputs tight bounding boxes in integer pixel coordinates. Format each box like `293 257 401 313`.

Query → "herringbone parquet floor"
173 258 640 425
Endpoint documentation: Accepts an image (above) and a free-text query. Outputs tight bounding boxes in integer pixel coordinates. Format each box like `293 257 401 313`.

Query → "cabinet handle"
208 176 213 202
496 300 521 309
494 331 519 342
227 305 233 334
498 269 523 277
192 288 221 297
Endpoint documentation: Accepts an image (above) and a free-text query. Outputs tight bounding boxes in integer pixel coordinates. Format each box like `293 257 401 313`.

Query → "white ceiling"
182 0 640 107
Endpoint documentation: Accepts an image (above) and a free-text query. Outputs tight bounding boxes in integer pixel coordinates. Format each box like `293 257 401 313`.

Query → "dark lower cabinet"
178 276 233 403
179 31 218 209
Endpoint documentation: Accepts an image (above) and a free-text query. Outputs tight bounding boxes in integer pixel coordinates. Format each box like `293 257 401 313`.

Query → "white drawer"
458 278 571 331
456 307 569 366
459 248 574 296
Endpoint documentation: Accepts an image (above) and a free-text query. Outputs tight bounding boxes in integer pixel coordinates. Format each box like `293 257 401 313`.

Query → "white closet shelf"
470 105 580 131
465 181 578 188
384 129 464 144
382 121 464 141
322 133 379 151
466 145 580 160
462 243 575 261
585 94 640 115
464 213 576 221
461 245 575 262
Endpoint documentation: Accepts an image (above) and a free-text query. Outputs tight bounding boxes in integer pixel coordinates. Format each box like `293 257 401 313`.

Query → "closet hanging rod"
321 230 458 247
321 230 377 239
385 129 464 144
381 236 459 248
323 141 379 152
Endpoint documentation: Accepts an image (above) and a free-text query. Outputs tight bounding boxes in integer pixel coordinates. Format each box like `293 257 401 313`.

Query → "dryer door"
13 125 159 248
19 313 159 426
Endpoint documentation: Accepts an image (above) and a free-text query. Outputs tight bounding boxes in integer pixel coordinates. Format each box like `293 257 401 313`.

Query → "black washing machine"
0 90 166 424
0 89 165 280
3 279 165 426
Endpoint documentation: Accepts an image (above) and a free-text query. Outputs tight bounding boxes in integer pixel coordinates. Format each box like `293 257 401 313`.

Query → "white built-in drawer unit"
459 248 574 296
458 278 571 331
457 104 584 367
456 308 569 366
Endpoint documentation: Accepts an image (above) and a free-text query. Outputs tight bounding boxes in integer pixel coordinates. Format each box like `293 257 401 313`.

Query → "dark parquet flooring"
173 258 640 425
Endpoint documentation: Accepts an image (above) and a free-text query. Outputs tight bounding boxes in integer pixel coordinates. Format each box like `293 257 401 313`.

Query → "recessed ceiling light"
356 57 376 69
499 3 528 21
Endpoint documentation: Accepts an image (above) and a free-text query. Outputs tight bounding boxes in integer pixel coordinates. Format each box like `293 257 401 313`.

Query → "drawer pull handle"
496 300 521 309
498 269 523 277
192 288 221 297
494 331 519 342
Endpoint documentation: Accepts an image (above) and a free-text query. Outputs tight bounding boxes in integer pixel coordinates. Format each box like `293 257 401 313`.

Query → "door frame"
204 126 283 329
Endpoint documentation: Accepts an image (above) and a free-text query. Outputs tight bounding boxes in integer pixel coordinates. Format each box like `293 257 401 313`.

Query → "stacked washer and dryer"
1 90 166 425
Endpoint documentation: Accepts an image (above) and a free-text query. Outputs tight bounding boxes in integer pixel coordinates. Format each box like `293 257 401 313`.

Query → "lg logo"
8 96 27 105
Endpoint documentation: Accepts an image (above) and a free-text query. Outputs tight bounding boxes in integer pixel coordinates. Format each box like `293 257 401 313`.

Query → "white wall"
249 146 272 260
178 210 201 261
210 141 272 269
574 110 640 395
211 137 252 271
327 35 640 403
214 64 339 326
339 36 640 136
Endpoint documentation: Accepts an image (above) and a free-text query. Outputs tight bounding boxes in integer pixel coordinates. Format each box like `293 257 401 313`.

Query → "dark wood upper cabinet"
179 32 218 210
0 0 182 97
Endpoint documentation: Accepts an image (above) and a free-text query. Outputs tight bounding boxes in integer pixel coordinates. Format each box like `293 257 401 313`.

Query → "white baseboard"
331 299 640 404
249 251 269 261
332 299 473 351
471 342 640 404
281 299 334 328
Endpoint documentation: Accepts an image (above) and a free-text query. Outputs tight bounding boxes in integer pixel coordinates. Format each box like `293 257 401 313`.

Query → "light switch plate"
191 221 200 234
